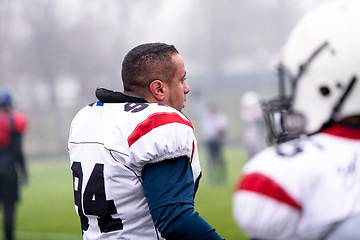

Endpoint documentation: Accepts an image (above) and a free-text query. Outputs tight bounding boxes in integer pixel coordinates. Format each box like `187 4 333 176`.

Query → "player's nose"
184 81 190 94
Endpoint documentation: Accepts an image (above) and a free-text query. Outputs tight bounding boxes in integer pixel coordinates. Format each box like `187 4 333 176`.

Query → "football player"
240 91 266 159
68 43 224 239
0 88 27 240
233 1 360 239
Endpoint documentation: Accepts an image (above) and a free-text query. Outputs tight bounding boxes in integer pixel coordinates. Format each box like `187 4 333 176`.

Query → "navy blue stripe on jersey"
142 156 223 240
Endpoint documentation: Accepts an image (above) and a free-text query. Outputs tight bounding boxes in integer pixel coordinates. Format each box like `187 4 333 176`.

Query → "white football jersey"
233 125 360 239
68 101 201 240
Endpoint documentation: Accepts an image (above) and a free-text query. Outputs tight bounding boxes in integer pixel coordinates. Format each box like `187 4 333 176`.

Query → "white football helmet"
262 0 360 144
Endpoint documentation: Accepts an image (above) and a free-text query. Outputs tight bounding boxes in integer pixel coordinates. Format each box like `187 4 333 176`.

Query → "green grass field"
2 147 248 240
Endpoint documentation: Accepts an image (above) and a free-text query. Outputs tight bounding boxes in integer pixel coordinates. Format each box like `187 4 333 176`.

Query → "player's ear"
149 80 166 101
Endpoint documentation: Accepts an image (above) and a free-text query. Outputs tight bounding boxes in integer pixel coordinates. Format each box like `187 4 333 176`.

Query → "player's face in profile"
165 54 190 111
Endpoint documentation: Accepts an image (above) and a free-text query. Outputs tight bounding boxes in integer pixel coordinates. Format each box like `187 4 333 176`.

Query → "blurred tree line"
0 0 314 158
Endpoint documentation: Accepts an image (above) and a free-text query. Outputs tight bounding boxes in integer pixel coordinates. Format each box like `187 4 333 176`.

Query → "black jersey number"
71 162 123 233
124 102 148 113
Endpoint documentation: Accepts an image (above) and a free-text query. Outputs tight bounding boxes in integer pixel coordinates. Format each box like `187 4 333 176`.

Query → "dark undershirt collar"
95 88 147 103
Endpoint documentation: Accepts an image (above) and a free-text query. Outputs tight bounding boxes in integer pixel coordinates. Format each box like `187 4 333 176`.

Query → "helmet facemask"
261 64 306 146
262 41 358 148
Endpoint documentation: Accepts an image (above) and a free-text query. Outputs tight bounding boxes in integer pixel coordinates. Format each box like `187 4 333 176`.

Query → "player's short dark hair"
121 43 179 93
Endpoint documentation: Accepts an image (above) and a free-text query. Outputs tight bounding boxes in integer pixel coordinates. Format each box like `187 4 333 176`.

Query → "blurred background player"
194 95 229 185
233 1 360 239
0 88 28 240
240 91 266 160
68 43 224 239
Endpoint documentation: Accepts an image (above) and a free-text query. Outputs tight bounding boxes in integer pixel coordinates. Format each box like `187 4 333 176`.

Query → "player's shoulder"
127 103 193 145
13 111 27 133
245 136 328 174
125 103 196 169
125 102 193 129
147 103 192 124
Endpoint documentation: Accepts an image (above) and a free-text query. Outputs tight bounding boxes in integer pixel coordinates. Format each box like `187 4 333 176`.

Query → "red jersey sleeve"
13 112 27 133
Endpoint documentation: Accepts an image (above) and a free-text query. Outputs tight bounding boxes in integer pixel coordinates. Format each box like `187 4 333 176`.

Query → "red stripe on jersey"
237 172 302 212
190 140 195 163
322 124 360 139
128 112 193 147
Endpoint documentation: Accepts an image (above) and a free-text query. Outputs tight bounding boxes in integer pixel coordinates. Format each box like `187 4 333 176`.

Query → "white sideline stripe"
16 231 81 240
